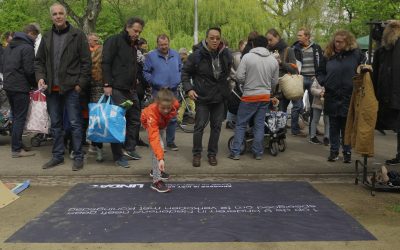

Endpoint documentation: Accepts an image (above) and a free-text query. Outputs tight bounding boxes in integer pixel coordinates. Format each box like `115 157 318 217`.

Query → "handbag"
277 48 304 100
87 94 126 143
25 90 50 134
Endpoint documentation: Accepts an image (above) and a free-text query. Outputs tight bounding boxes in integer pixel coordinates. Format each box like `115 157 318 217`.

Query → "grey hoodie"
236 47 279 99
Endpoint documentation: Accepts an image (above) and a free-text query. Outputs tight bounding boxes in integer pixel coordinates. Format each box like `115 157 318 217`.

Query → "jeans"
47 90 83 161
310 108 329 138
231 101 268 156
193 102 225 156
226 111 237 123
6 91 29 152
329 116 351 154
152 129 165 183
303 76 314 133
280 97 303 134
112 89 141 152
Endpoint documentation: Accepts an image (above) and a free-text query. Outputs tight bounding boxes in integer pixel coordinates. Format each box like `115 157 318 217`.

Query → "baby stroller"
227 83 288 156
0 83 12 136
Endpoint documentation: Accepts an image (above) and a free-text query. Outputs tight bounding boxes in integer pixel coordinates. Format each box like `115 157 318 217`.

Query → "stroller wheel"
278 139 286 152
269 141 279 156
31 137 41 147
228 136 246 155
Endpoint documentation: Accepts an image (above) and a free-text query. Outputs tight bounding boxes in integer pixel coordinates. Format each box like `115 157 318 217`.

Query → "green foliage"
1 0 399 49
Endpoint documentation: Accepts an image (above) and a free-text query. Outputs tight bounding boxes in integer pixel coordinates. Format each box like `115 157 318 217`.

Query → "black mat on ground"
6 182 376 243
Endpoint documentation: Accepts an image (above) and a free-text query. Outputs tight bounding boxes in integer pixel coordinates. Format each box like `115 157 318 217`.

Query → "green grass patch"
393 204 400 213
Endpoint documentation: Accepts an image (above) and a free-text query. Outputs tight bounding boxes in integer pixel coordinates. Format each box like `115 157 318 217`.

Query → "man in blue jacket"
143 34 182 151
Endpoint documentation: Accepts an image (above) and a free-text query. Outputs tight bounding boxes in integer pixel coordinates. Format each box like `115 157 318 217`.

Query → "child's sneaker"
343 152 352 164
150 170 170 180
151 181 171 193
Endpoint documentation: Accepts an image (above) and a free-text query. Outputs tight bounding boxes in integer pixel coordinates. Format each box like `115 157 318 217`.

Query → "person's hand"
75 85 81 93
271 97 279 106
158 159 165 172
188 90 198 100
104 86 112 96
38 79 47 91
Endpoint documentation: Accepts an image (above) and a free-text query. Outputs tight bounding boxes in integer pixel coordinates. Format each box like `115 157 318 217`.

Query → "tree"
58 0 102 34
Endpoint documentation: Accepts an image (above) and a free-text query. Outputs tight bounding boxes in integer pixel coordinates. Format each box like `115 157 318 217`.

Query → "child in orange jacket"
141 88 179 193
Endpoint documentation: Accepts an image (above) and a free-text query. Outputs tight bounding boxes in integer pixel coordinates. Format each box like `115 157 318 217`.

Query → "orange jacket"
141 99 180 160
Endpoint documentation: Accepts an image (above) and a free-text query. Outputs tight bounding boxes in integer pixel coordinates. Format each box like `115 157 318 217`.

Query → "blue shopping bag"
87 95 126 143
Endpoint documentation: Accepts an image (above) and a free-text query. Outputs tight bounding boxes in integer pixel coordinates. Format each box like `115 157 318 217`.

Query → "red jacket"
141 99 180 160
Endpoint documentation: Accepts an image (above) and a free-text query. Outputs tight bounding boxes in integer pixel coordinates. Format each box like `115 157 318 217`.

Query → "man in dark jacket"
35 3 91 171
293 28 324 136
182 27 232 167
3 25 39 158
102 17 145 167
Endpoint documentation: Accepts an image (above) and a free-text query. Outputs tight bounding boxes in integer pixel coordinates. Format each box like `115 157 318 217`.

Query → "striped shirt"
301 45 315 76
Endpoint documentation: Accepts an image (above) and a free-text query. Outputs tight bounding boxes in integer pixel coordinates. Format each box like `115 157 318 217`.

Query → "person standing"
182 27 232 167
293 28 324 136
372 21 400 166
229 35 279 160
266 29 302 136
143 34 182 151
102 17 145 162
35 3 91 171
3 25 39 158
317 30 364 163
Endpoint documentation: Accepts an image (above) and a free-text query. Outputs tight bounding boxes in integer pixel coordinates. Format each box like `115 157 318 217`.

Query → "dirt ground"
0 183 399 250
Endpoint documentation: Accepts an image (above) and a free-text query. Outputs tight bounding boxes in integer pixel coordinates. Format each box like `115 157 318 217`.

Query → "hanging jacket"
344 67 378 157
141 99 180 160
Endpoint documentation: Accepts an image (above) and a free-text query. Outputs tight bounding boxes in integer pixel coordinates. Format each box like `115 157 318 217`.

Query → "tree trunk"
59 0 102 34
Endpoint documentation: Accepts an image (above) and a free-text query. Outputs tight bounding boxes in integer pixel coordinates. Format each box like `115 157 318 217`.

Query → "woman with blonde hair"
316 30 364 163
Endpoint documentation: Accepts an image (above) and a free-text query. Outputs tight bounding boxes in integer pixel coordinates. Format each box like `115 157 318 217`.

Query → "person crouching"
141 88 179 193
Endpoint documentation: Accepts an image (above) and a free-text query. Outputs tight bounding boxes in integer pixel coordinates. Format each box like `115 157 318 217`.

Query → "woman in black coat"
373 21 400 165
317 30 364 164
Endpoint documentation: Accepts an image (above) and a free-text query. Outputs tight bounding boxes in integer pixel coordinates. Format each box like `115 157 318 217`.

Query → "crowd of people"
1 2 400 193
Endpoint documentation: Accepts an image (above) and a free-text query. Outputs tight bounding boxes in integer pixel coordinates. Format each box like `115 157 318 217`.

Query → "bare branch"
58 0 82 25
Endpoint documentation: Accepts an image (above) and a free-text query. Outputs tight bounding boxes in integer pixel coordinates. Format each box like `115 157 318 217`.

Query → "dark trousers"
303 76 314 133
112 88 140 153
329 116 351 154
193 102 225 156
47 90 83 161
6 91 29 152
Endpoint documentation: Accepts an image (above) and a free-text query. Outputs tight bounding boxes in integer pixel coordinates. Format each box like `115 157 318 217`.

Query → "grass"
393 204 400 213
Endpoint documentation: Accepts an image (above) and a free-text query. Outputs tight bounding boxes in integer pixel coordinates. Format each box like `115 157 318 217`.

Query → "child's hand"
158 159 165 172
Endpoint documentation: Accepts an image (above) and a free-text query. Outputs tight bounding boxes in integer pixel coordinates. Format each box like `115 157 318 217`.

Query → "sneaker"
292 131 307 138
167 143 179 151
123 150 141 160
42 158 64 169
309 136 322 145
72 160 84 171
150 170 170 180
343 152 352 164
385 157 400 166
115 158 130 168
327 152 339 162
96 147 104 162
192 155 201 167
228 153 240 160
12 149 36 158
323 137 330 146
151 180 171 193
